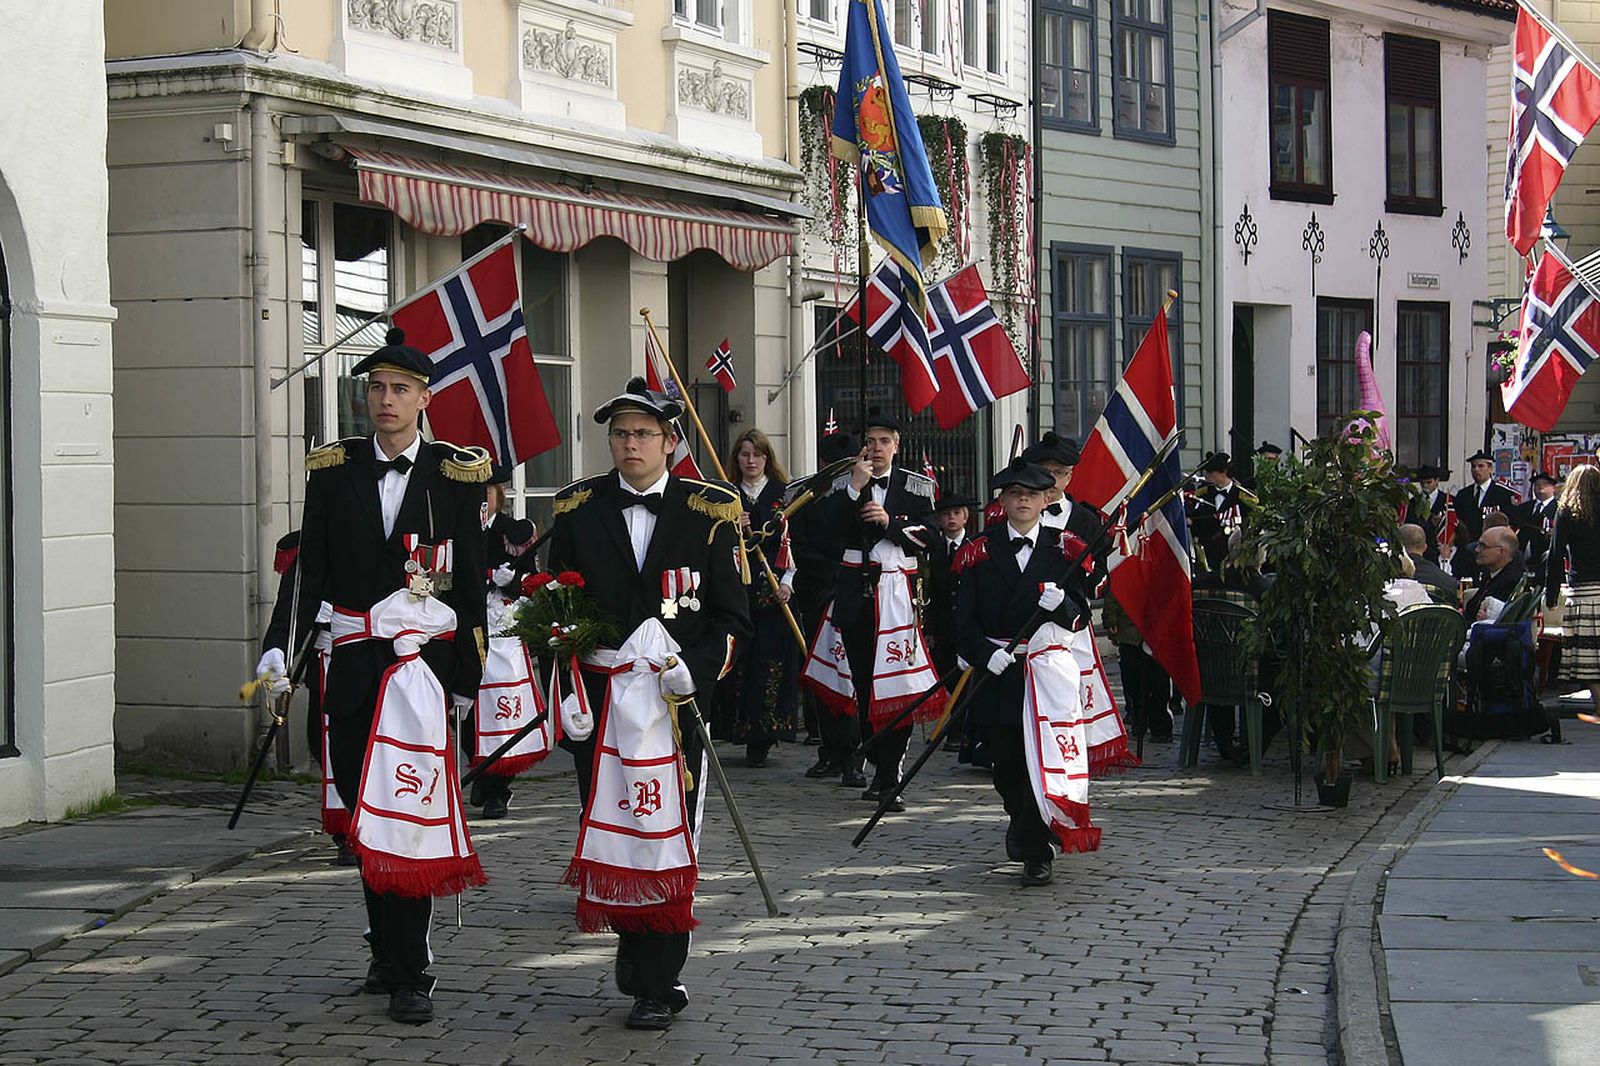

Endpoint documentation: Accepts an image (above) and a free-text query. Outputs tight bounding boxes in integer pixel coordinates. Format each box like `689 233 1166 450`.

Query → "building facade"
0 4 118 824
1217 0 1514 475
105 0 805 769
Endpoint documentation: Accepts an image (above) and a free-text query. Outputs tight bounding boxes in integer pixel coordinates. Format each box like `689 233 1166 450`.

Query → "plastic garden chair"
1184 597 1267 774
1372 603 1466 781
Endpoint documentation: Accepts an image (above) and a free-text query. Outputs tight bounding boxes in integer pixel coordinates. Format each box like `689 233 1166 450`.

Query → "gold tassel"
553 488 592 516
305 442 347 470
439 444 492 483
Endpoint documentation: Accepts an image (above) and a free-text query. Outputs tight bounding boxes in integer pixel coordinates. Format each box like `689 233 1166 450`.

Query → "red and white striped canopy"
349 148 794 273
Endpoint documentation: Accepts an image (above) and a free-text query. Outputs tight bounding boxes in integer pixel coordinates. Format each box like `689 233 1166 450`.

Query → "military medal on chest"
660 567 702 619
403 534 454 600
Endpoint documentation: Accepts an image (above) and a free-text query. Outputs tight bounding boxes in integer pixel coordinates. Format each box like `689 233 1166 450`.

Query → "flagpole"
1518 0 1600 85
638 307 811 656
270 225 525 390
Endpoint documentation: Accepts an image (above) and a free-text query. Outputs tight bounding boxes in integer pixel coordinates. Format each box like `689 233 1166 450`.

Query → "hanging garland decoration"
798 85 851 270
980 131 1030 339
917 114 970 275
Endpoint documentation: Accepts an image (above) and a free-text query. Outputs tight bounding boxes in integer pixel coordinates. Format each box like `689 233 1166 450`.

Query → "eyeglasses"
609 428 666 443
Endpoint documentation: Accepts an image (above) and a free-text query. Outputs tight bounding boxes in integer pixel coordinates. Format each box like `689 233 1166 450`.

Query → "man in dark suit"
814 408 936 808
1186 452 1250 573
260 331 489 1025
1398 523 1458 600
924 490 976 755
1453 450 1518 548
1464 526 1527 621
1406 464 1451 563
1518 471 1560 581
545 377 752 1031
954 459 1092 887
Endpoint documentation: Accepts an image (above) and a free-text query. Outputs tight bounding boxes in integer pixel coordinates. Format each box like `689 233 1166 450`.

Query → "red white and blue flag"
925 264 1032 430
706 338 737 392
395 237 561 466
1505 5 1600 257
1503 246 1600 431
643 329 703 478
842 259 940 413
1070 307 1201 703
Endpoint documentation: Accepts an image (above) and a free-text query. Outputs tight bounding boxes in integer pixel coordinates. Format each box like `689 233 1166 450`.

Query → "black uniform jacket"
924 530 967 665
953 524 1090 728
1518 496 1558 568
1401 489 1447 562
815 466 936 633
546 471 753 697
1453 481 1519 545
293 437 489 718
788 495 840 624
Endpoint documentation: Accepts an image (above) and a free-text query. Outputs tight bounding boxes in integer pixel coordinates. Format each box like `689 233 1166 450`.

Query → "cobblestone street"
0 730 1443 1066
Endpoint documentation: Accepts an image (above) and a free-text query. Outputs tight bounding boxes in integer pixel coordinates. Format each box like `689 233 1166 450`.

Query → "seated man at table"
1399 523 1457 602
1464 526 1525 621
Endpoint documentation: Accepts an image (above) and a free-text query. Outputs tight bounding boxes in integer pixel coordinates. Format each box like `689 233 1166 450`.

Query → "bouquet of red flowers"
505 570 619 661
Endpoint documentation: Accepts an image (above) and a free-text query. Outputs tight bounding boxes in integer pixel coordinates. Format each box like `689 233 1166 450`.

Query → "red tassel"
952 536 991 574
800 675 857 719
1089 738 1140 777
469 750 550 779
273 544 299 577
1052 822 1103 854
322 806 351 837
866 689 945 731
353 844 487 899
575 896 698 935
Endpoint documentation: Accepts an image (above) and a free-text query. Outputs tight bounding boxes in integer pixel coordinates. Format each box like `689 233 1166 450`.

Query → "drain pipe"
240 0 279 51
784 0 809 468
249 94 275 699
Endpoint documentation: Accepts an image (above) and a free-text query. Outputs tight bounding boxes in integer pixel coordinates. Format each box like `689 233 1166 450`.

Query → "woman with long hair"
712 428 798 767
1547 465 1600 703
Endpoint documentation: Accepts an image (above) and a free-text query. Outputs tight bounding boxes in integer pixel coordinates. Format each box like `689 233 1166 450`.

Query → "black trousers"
843 618 908 785
987 717 1053 863
569 668 703 1006
802 597 861 772
455 713 513 804
1117 644 1173 739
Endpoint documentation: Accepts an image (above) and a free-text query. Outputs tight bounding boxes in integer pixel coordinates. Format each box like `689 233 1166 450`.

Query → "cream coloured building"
105 0 808 769
0 4 118 824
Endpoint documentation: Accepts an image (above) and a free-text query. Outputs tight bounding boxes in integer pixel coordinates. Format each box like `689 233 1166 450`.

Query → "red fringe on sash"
800 675 858 720
321 807 350 837
1089 737 1140 776
865 688 947 731
1047 798 1103 854
354 845 487 899
469 750 548 778
561 857 699 934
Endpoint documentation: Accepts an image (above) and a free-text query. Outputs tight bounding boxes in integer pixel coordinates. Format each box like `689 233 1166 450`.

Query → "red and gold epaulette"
983 498 1006 526
952 536 990 574
1060 530 1096 574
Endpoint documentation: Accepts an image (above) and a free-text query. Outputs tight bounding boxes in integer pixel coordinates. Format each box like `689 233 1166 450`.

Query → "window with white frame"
892 0 938 51
804 0 831 26
677 0 751 44
919 0 939 53
962 0 1003 74
675 0 720 32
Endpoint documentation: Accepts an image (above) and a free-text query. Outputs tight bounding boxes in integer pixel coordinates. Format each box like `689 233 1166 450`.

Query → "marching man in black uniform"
1454 450 1518 548
1025 432 1102 547
1186 452 1248 572
255 329 489 1024
545 377 751 1031
953 460 1093 887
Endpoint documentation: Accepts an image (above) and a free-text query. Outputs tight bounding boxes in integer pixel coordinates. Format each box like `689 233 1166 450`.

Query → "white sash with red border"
1022 622 1102 853
472 628 555 776
339 590 486 898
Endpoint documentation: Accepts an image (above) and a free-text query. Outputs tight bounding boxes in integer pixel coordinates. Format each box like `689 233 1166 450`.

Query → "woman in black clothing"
1545 465 1600 699
714 428 798 767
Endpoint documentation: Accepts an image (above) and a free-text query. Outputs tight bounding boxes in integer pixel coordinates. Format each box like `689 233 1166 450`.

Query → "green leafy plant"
917 114 969 274
798 85 852 268
1238 416 1408 785
505 571 620 662
978 131 1030 340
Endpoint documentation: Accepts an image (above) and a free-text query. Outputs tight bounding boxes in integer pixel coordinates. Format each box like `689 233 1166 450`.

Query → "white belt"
841 548 915 572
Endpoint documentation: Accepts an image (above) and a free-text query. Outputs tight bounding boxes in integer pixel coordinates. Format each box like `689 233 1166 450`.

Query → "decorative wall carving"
677 61 750 119
347 0 457 49
522 20 612 88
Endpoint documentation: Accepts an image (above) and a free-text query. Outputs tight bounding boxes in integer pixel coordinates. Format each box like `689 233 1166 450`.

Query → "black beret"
349 327 434 384
1202 451 1232 474
818 430 859 465
488 463 514 485
1532 471 1559 487
594 376 684 425
933 491 978 514
989 459 1055 493
1416 464 1449 480
1020 431 1079 467
1255 440 1284 456
861 406 901 434
1466 449 1494 465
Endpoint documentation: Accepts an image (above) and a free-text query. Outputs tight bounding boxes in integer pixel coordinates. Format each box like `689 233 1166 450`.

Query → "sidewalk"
1377 727 1600 1065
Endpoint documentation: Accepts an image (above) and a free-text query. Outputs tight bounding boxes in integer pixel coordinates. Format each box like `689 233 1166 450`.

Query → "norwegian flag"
921 450 940 501
841 259 939 413
1070 307 1200 703
925 265 1032 430
643 329 703 478
1505 6 1600 256
823 407 839 436
394 239 560 465
1503 246 1600 431
706 338 737 392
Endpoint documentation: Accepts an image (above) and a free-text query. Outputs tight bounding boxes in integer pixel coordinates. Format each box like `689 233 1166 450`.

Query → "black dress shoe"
861 787 905 812
1004 827 1025 862
625 997 674 1030
482 793 510 819
362 959 392 994
468 778 487 808
388 988 434 1024
804 757 837 778
745 744 768 768
1020 860 1054 887
839 769 868 789
334 835 358 866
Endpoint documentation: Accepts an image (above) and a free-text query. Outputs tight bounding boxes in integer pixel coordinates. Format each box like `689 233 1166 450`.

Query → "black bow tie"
374 455 413 478
869 476 890 491
1045 502 1063 517
624 492 663 515
1009 536 1033 553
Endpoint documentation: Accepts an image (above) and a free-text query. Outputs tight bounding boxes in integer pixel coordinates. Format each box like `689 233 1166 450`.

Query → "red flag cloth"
922 450 940 500
1070 308 1201 703
925 264 1031 429
1503 247 1600 431
643 330 703 478
1506 8 1600 256
842 259 939 413
393 239 561 465
705 338 737 392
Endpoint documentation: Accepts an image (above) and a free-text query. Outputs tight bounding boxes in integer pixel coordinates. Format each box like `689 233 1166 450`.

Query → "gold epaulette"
305 438 357 471
683 478 743 525
552 475 605 517
432 441 492 483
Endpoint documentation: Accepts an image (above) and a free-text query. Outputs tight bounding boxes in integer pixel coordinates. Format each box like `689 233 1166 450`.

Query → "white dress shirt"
374 434 423 540
1007 522 1038 569
845 470 891 505
1040 499 1070 530
619 468 670 571
944 530 967 555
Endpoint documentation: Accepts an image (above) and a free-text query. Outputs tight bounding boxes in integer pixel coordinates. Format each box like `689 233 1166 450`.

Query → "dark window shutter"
1386 34 1440 103
1269 10 1330 83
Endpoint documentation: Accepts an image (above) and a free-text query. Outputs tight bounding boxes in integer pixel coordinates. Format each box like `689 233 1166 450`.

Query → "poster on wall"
1541 432 1600 481
1490 423 1540 500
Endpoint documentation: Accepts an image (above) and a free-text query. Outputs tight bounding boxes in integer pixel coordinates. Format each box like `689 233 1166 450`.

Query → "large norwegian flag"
1505 5 1600 256
925 264 1032 430
1070 308 1201 703
394 238 561 465
1503 246 1600 431
643 328 703 478
841 259 940 413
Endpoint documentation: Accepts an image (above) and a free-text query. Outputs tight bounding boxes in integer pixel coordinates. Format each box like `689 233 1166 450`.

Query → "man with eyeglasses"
544 376 752 1031
1465 525 1526 621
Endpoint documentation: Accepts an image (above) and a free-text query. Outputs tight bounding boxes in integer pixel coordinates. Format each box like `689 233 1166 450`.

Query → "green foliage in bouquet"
506 571 620 662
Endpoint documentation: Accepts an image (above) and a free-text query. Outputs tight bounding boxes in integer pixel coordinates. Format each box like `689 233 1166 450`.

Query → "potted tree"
1237 417 1408 806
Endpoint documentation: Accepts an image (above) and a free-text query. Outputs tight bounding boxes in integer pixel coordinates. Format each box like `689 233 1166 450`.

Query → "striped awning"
348 148 795 273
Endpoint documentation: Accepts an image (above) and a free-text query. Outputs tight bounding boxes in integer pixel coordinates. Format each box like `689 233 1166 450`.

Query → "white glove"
986 648 1018 676
1037 582 1066 612
659 657 696 698
450 694 474 723
255 647 290 696
560 691 594 741
491 563 516 588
